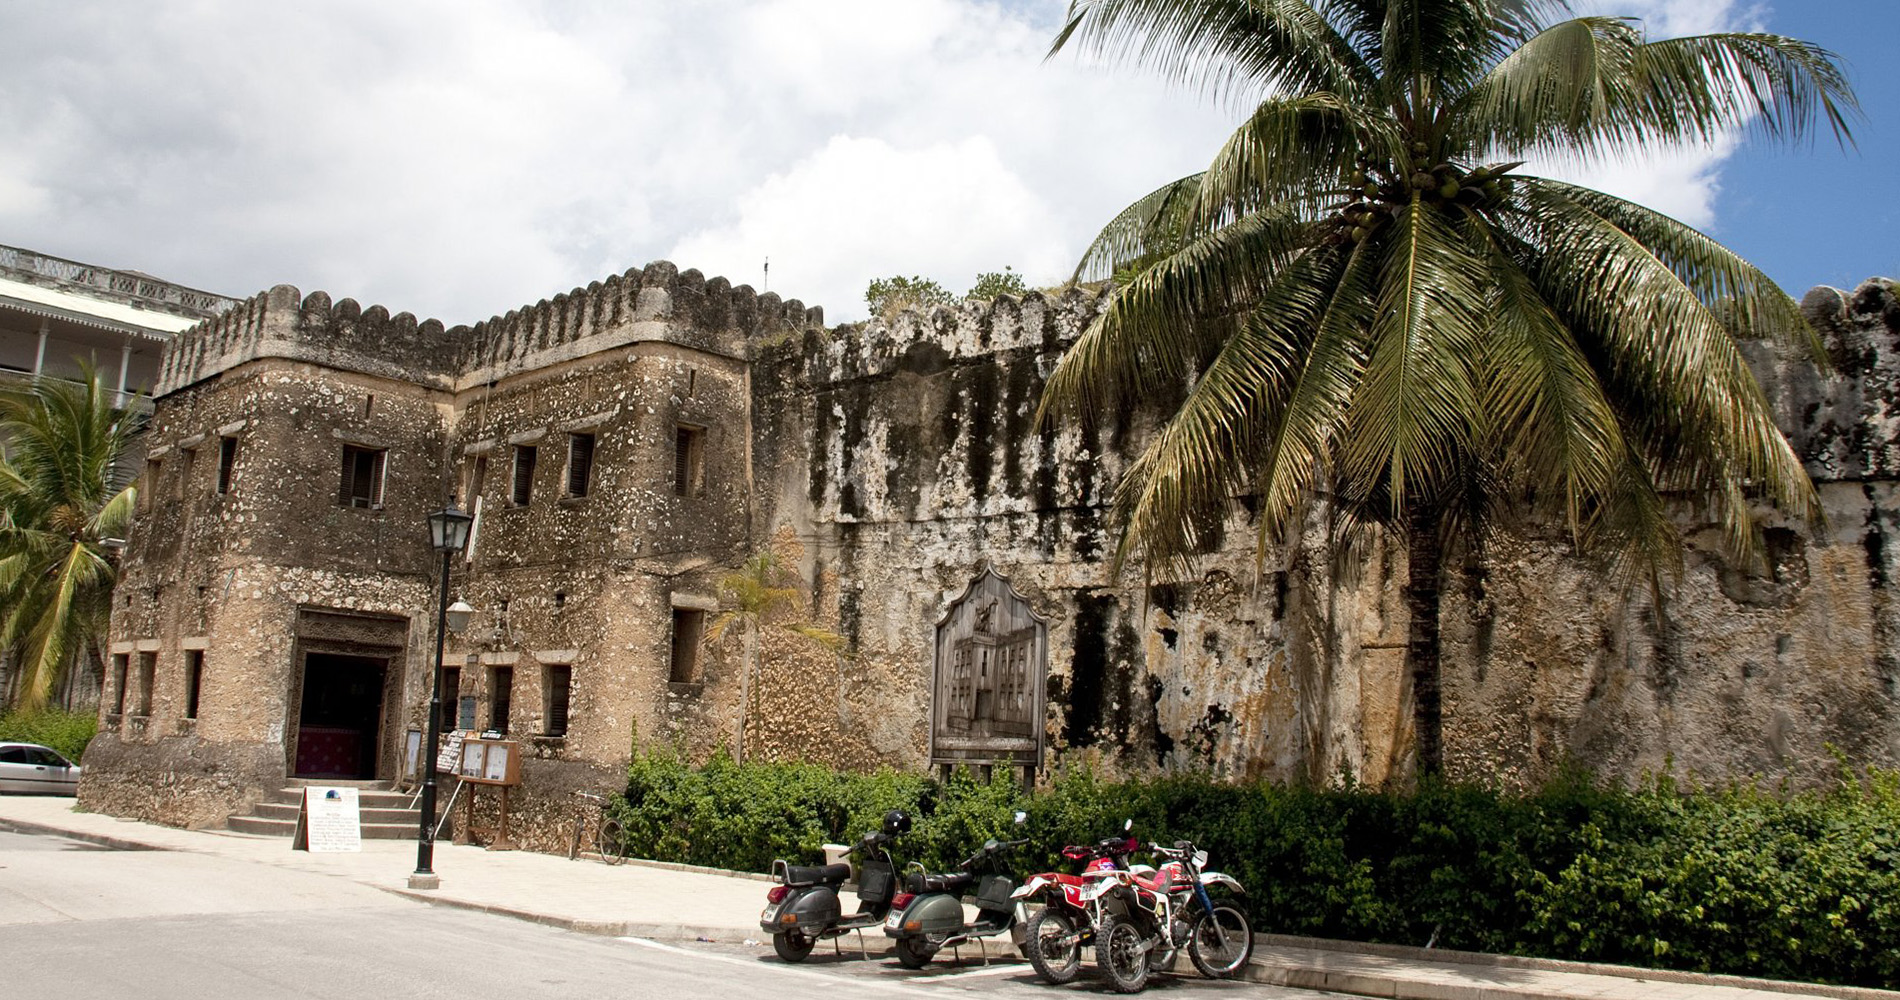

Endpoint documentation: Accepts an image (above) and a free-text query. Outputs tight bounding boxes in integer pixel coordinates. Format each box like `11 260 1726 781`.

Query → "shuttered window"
543 664 572 737
511 446 537 506
488 665 514 732
567 433 595 498
339 446 386 508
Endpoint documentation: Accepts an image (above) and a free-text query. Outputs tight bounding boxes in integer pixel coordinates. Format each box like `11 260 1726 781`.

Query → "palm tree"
1040 0 1857 777
706 549 846 763
0 364 141 711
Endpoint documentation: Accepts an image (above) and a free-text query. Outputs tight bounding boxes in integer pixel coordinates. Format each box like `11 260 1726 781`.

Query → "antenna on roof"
763 256 769 293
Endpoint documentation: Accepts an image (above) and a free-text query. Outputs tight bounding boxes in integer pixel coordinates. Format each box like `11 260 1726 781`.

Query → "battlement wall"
155 260 827 398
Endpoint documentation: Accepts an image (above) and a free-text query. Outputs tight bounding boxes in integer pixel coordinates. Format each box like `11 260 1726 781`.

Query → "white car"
0 742 81 795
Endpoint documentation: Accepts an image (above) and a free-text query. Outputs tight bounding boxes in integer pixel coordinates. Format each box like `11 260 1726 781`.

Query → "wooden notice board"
456 738 522 786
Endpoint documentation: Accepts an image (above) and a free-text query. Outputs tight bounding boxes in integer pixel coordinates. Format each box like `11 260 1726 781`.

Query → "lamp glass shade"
427 506 475 553
444 600 475 634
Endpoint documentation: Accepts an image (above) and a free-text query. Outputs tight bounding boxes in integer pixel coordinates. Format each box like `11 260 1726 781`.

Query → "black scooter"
883 811 1029 968
760 810 910 962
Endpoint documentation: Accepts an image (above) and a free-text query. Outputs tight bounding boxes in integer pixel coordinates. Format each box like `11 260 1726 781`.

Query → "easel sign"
291 786 362 853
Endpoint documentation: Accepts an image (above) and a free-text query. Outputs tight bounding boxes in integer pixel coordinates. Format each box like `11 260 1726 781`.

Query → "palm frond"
1044 204 1310 426
1455 20 1857 159
1051 0 1376 108
1338 196 1488 514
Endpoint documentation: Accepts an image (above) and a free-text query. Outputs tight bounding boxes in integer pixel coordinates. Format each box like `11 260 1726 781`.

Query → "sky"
0 1 1889 326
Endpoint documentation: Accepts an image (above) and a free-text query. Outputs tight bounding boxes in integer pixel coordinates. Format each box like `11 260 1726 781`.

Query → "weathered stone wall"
749 278 1900 789
87 257 1900 847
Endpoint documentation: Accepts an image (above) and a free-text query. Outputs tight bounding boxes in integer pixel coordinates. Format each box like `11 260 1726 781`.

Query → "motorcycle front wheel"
893 936 935 969
1095 914 1150 994
1187 904 1253 979
773 931 815 962
1024 906 1083 983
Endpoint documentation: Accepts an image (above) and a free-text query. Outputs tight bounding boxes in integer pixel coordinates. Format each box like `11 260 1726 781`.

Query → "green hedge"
0 707 98 761
616 750 1900 989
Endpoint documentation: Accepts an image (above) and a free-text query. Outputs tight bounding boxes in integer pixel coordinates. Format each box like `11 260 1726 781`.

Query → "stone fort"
78 259 1900 852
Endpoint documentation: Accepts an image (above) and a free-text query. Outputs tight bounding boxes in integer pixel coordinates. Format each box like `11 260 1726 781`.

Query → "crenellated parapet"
782 285 1107 387
155 260 828 398
453 260 822 386
1751 278 1900 482
155 284 457 395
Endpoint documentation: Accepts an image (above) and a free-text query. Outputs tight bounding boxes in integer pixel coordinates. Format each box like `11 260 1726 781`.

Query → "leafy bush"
615 753 1900 988
0 707 99 761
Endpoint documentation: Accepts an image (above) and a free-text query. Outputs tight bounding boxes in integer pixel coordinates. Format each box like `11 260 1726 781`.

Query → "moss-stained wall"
84 257 1900 842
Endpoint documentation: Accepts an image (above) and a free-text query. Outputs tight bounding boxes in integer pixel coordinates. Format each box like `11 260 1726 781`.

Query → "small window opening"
440 667 461 732
183 650 203 720
488 665 514 732
670 608 705 684
686 368 697 397
511 446 537 506
216 436 238 494
566 432 595 498
339 445 387 508
674 425 704 497
112 654 129 715
553 590 566 609
364 394 375 417
135 652 156 717
543 664 572 737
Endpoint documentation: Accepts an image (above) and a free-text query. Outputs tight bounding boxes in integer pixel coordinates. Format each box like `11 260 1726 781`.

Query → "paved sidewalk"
3 795 1892 1000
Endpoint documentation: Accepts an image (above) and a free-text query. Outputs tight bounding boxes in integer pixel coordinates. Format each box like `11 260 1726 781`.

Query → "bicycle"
567 790 627 865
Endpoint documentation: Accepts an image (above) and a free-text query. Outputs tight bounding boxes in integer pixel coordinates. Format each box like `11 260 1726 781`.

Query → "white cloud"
671 134 1071 316
0 0 1758 325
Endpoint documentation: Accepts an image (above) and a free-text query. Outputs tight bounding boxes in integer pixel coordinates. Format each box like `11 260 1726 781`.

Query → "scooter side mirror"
1123 818 1133 832
1012 811 1027 826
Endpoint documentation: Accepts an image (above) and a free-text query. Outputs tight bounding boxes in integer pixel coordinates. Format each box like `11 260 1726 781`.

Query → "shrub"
0 707 99 761
616 752 1900 988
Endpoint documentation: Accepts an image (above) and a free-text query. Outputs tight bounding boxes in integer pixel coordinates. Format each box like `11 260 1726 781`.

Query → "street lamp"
410 504 474 890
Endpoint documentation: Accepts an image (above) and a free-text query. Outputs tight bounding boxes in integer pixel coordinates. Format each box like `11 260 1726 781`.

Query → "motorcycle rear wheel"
893 936 935 969
1023 906 1082 984
1095 914 1150 994
1187 904 1253 979
773 931 815 962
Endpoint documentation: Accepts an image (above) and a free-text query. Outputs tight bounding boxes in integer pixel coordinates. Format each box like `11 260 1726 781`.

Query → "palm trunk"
1403 508 1445 778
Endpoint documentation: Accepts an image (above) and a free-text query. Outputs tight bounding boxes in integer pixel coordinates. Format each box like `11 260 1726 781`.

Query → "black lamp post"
410 504 475 890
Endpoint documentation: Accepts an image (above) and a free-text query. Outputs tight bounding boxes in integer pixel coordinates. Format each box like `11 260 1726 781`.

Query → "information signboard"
291 786 362 853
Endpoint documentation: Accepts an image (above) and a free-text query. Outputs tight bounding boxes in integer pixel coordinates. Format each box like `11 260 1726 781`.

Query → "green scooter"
882 811 1028 968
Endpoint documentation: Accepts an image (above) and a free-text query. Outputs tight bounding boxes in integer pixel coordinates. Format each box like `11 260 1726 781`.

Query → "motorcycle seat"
920 871 975 893
783 863 852 887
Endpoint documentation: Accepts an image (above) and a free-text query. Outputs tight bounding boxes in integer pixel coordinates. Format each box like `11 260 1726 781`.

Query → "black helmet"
882 810 912 836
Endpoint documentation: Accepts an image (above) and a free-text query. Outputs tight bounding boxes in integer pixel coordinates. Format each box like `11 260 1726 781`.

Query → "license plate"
761 904 779 923
884 911 903 931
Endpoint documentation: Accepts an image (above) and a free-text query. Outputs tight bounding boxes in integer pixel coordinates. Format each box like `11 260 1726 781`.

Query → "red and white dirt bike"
1090 839 1253 993
1009 821 1140 984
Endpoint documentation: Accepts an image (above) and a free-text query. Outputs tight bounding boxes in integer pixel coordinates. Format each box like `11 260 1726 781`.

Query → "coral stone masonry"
82 264 1900 852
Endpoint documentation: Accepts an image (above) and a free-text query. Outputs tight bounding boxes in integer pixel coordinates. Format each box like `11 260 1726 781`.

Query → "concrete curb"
1256 934 1900 1000
0 815 160 852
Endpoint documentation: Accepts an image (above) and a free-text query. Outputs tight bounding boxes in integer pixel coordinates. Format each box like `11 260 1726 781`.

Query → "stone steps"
227 781 429 840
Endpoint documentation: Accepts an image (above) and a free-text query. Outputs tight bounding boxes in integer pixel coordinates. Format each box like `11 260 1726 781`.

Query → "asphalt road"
1 826 1337 999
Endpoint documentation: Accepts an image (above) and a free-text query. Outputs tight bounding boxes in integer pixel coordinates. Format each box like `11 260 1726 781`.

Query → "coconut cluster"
1337 141 1519 243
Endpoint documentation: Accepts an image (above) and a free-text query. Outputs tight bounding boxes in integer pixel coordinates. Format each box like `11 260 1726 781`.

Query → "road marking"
905 963 1027 984
615 936 915 993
